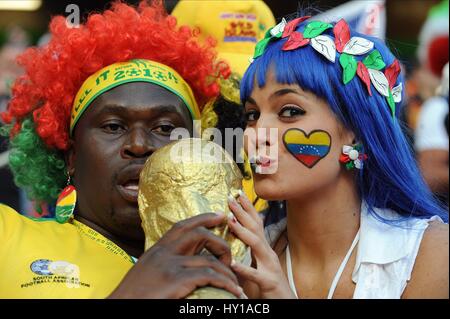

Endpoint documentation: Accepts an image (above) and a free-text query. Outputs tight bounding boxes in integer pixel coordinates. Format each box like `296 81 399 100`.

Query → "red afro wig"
1 0 229 151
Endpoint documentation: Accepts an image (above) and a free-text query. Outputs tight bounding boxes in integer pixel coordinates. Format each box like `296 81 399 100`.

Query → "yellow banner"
70 59 200 134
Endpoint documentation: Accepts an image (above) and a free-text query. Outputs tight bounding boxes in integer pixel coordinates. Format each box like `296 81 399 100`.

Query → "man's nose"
121 127 155 159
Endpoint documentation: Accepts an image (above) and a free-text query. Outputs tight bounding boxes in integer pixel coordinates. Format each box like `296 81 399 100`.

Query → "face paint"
283 128 332 168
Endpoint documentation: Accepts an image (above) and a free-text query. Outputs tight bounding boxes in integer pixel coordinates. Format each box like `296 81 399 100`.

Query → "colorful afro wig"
1 0 230 209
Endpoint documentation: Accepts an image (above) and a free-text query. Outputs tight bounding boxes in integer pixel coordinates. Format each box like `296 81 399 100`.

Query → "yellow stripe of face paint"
284 129 331 146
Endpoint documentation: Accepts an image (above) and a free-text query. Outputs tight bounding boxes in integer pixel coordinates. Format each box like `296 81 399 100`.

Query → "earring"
339 144 368 170
55 172 77 223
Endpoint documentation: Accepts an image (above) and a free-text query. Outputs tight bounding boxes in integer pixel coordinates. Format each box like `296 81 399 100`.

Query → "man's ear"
65 139 76 176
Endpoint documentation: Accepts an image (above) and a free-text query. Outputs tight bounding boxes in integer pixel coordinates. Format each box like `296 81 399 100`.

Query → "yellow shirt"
0 204 134 298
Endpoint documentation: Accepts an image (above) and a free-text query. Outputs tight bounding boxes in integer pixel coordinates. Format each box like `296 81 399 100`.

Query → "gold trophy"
138 138 250 298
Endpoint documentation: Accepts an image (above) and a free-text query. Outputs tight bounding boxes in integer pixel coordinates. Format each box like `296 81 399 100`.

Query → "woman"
226 16 449 299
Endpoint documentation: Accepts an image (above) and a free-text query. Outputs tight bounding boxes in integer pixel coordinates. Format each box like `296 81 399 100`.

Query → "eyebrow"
96 104 182 116
246 96 257 105
270 88 303 100
246 88 304 106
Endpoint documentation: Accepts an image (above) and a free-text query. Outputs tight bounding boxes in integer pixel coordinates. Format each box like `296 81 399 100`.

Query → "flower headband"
251 17 403 118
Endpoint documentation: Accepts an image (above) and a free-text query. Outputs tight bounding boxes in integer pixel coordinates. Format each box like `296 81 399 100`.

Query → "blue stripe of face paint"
286 144 330 157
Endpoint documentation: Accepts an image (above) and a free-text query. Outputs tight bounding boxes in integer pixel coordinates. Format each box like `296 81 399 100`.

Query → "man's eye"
245 110 260 122
279 106 305 118
153 124 175 135
102 123 125 133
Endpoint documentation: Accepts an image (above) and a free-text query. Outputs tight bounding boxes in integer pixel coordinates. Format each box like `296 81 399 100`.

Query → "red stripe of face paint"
295 154 322 168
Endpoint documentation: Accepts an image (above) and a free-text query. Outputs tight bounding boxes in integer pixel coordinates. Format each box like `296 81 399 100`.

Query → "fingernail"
228 194 236 203
215 211 224 217
237 189 245 198
227 213 237 224
231 259 237 267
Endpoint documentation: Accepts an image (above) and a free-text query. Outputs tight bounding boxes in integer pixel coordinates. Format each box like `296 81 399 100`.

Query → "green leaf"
303 21 333 39
362 50 386 70
253 38 271 59
339 53 357 84
346 162 354 170
387 89 396 118
264 26 282 39
273 31 283 39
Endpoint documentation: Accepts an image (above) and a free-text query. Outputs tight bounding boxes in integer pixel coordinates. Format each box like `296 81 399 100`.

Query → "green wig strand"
1 118 67 209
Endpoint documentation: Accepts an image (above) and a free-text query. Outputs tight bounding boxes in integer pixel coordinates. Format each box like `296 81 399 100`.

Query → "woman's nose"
245 117 278 154
255 116 277 148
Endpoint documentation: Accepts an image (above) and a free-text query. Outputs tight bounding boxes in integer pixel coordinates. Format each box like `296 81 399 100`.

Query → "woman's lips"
257 156 272 168
250 155 277 174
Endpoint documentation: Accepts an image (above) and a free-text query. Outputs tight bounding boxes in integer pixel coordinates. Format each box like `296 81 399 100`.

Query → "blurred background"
0 0 448 213
0 0 444 60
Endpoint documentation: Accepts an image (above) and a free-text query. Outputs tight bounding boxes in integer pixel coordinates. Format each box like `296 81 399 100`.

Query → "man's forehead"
94 103 183 116
99 82 183 103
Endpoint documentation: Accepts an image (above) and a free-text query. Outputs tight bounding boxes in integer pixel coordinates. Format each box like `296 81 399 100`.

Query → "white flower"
342 145 364 169
270 18 287 36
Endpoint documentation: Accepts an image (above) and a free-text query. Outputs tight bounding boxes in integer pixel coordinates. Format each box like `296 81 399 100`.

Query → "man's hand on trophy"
108 213 244 299
227 191 296 299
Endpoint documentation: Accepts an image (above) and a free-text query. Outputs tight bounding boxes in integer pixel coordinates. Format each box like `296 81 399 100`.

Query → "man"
0 1 243 298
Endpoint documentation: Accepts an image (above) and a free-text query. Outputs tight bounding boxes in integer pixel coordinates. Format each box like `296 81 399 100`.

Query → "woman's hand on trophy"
227 191 296 299
108 213 244 299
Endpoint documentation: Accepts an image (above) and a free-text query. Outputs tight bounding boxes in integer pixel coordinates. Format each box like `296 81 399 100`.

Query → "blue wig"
241 18 448 224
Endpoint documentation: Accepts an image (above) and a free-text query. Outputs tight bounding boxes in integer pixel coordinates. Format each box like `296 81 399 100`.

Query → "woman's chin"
253 178 286 201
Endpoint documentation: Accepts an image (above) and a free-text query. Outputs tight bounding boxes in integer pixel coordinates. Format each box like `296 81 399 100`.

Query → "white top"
415 96 449 151
264 202 443 299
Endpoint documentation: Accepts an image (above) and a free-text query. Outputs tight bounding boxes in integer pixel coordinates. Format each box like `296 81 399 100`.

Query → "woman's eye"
245 110 260 122
102 123 125 133
279 106 305 118
153 124 175 135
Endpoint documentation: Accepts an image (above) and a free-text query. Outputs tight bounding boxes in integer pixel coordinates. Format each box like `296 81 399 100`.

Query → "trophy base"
186 287 237 299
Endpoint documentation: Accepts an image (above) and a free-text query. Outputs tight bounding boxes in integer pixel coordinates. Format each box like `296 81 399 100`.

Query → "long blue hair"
241 18 448 224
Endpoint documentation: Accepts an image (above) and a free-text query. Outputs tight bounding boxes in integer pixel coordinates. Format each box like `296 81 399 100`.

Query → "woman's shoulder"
359 206 445 261
353 204 447 298
402 220 448 298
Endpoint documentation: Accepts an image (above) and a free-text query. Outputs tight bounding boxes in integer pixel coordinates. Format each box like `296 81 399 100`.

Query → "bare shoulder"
402 220 449 299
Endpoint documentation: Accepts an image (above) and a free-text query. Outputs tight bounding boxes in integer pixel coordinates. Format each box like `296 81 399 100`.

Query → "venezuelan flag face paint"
283 128 332 168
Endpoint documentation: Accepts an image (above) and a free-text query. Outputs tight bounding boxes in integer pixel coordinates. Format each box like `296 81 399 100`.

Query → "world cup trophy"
138 138 250 298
